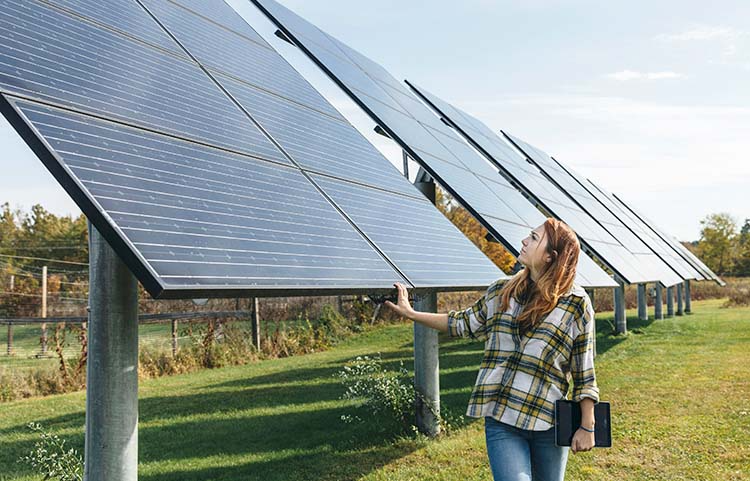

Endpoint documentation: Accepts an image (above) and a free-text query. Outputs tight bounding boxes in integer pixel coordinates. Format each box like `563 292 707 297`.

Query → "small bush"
18 422 83 481
724 286 750 307
338 354 416 434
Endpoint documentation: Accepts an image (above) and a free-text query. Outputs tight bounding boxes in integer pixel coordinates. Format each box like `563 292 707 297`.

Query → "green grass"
1 299 748 480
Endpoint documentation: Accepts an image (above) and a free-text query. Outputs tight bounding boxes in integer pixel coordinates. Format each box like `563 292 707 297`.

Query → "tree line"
693 213 750 277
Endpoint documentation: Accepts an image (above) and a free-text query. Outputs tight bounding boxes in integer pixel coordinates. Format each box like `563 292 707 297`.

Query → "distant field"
0 298 748 480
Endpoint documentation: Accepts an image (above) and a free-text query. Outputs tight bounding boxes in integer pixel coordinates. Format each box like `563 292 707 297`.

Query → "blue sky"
1 0 748 241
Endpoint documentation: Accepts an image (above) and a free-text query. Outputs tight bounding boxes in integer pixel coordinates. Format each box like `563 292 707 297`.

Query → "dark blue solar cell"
311 175 506 288
41 0 185 54
217 74 421 198
141 0 343 119
170 0 270 46
0 0 288 164
10 97 406 295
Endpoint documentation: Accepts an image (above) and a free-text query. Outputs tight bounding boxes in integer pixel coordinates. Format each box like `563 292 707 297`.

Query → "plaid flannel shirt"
447 279 599 431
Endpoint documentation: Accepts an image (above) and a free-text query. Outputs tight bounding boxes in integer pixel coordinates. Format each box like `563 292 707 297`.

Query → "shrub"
18 422 83 481
337 354 416 434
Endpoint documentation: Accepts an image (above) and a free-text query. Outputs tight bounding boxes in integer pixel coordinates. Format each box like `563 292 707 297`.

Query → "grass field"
0 298 748 480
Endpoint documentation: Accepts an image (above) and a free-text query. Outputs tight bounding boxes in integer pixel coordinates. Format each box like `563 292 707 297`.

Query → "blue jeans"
485 416 569 481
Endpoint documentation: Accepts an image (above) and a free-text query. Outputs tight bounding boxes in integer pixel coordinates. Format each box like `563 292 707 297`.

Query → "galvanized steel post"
654 284 663 320
614 278 627 334
637 283 648 321
85 223 139 481
413 178 440 437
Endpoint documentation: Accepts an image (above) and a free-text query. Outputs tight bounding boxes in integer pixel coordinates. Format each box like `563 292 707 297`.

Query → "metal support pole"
413 178 440 437
85 222 139 481
251 297 261 351
637 283 648 321
684 280 692 314
585 289 596 358
676 283 684 316
613 279 627 334
654 284 663 320
413 292 440 436
402 150 410 180
666 286 675 317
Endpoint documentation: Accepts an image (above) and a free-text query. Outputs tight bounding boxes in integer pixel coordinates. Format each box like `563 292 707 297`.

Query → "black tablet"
554 399 612 448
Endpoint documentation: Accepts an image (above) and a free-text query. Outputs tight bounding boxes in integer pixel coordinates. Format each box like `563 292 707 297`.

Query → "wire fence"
0 294 366 371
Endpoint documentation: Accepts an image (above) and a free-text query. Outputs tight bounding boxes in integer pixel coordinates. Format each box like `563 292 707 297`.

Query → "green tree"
735 219 750 277
697 213 738 276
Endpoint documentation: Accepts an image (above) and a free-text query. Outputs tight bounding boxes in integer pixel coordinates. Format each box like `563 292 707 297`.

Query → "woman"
385 218 598 481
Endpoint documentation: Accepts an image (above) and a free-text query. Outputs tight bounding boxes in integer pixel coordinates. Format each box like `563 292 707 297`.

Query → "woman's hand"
571 427 595 454
384 282 415 319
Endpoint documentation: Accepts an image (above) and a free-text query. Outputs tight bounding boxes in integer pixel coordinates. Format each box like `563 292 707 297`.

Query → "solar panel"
1 0 506 297
580 177 704 281
4 97 405 296
610 194 724 285
251 0 617 288
501 132 684 287
405 83 658 287
0 0 288 163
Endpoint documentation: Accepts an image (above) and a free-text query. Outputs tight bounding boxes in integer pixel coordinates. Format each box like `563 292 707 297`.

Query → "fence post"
171 319 178 357
251 298 260 351
6 322 12 356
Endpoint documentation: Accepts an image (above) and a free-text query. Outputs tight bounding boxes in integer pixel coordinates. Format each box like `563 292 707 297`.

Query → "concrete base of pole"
637 284 648 321
684 280 692 314
666 286 675 317
654 284 663 320
614 281 627 334
676 283 684 316
413 293 440 437
85 223 139 481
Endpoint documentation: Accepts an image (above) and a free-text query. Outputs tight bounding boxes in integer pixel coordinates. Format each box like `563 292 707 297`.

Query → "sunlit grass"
0 299 748 480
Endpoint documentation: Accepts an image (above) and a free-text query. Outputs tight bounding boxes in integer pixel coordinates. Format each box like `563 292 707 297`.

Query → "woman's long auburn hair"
499 218 581 334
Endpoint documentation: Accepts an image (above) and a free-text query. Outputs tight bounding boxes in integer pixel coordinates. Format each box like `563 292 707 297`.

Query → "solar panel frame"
251 0 617 288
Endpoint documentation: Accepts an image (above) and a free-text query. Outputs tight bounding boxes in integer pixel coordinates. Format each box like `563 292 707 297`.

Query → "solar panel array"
0 0 506 298
252 0 617 288
577 175 704 281
500 132 687 287
609 193 724 285
406 83 684 287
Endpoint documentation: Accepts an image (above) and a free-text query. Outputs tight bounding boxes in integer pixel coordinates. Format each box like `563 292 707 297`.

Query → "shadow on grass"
1 312 654 480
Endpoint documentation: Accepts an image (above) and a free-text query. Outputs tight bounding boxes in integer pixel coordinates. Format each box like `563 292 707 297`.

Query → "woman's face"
518 224 551 270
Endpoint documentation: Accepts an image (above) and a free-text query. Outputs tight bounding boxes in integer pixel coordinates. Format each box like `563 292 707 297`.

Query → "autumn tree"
735 219 750 277
435 187 516 273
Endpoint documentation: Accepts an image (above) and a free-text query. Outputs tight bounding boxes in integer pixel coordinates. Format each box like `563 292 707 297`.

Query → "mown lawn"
0 298 748 480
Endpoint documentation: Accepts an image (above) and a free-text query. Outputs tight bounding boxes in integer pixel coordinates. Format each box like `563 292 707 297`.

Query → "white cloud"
655 25 749 69
655 26 744 42
605 70 685 81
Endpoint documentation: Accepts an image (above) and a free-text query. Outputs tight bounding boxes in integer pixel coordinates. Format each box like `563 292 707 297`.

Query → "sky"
1 0 748 241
